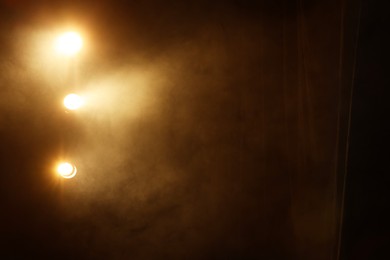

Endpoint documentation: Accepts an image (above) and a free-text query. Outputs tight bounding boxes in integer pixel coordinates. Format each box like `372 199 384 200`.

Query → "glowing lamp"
56 162 77 179
64 93 84 110
55 32 83 56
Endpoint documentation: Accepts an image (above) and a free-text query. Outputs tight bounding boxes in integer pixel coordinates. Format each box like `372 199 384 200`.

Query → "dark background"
0 0 387 259
340 0 389 259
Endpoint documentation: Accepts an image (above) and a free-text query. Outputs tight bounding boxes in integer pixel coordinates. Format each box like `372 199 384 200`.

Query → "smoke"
1 1 346 258
0 2 269 257
47 5 264 256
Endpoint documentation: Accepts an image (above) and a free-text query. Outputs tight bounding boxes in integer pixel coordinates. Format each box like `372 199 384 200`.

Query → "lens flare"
56 162 77 179
64 93 84 110
55 32 83 56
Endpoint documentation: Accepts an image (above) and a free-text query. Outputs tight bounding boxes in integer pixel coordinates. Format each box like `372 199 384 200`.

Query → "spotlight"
55 32 83 56
56 162 77 179
64 93 84 110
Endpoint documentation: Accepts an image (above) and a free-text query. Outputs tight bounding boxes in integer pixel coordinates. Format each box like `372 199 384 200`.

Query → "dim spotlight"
56 162 77 179
64 93 84 110
55 32 83 56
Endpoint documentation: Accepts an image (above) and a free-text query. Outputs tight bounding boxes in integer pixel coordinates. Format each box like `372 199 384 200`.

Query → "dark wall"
0 1 359 259
341 0 389 259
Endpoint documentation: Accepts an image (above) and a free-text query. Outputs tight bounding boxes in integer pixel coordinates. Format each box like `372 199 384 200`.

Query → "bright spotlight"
64 93 84 110
56 162 77 179
55 32 83 56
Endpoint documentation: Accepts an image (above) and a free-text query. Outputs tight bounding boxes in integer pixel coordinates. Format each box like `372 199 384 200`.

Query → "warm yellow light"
56 162 77 179
55 32 83 56
64 93 84 110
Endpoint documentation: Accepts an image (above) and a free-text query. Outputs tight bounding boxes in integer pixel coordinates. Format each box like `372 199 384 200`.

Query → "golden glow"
56 162 77 179
64 93 84 110
55 32 83 56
